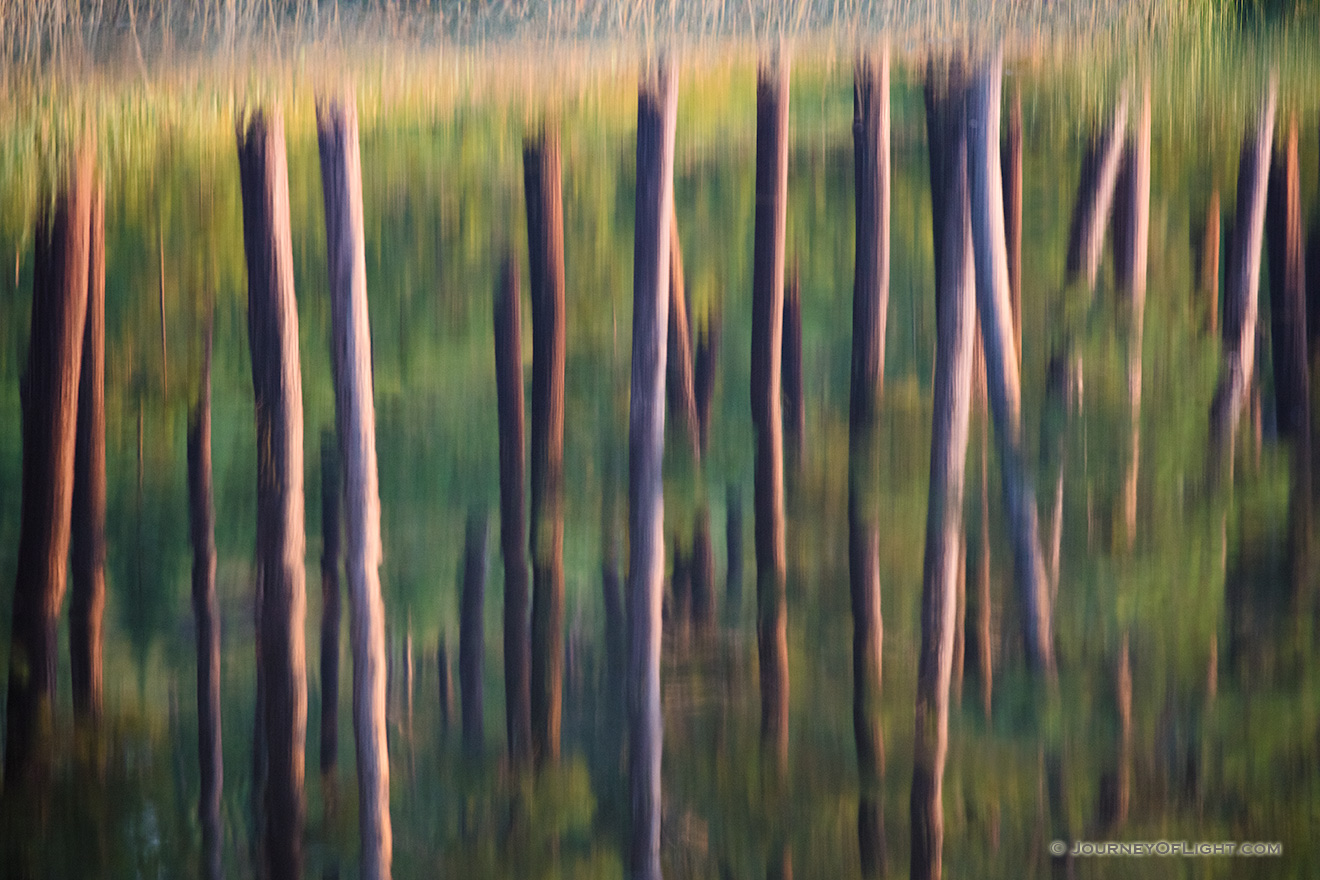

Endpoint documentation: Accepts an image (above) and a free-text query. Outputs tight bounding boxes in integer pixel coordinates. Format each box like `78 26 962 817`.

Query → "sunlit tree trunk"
524 128 567 766
3 150 93 791
1209 82 1277 484
238 107 307 880
782 268 804 464
460 513 489 757
627 58 677 880
189 318 223 880
70 181 106 727
668 209 700 460
1266 115 1308 441
319 434 341 779
316 93 392 880
1065 90 1128 291
1002 85 1023 363
910 59 976 880
751 55 791 771
966 51 1054 673
850 48 889 879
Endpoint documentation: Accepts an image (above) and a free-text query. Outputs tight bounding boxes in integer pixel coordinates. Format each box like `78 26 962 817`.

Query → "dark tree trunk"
628 59 678 880
672 540 691 637
238 108 308 880
910 59 976 880
726 485 743 619
460 513 489 757
695 310 720 454
667 208 701 459
493 254 533 765
319 434 341 777
851 49 890 879
189 318 223 880
751 56 791 771
691 507 716 633
782 268 804 462
1002 86 1023 364
1267 116 1309 441
318 94 392 880
4 150 93 791
1201 192 1221 336
1064 91 1128 291
71 181 106 725
524 128 567 766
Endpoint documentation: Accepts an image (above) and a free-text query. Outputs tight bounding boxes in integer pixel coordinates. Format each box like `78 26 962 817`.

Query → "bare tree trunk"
460 513 489 757
316 93 392 880
238 108 307 880
1267 115 1309 441
1002 86 1023 364
851 48 889 879
1065 91 1128 291
751 55 791 771
3 149 93 791
493 254 533 765
672 539 692 634
910 60 976 880
1200 192 1220 336
189 318 223 880
782 268 804 463
668 209 700 459
71 181 106 725
1209 82 1277 484
627 58 678 880
966 51 1054 673
524 128 567 766
320 434 341 777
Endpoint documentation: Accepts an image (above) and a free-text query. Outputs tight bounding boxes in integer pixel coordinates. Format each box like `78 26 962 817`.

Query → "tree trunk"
460 513 489 756
320 433 341 777
1266 115 1309 441
493 254 533 765
524 128 567 766
1002 86 1023 364
627 58 678 880
695 310 720 454
851 49 889 879
1209 83 1277 483
1200 192 1220 336
667 208 700 459
238 108 307 880
316 93 392 880
782 268 804 463
751 55 791 771
1065 91 1128 291
691 507 715 634
4 149 93 791
910 59 976 880
189 318 223 880
71 181 106 725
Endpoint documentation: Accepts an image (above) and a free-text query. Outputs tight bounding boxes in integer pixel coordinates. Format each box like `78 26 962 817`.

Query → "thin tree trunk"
189 317 223 880
627 58 678 880
1209 83 1278 483
851 48 889 879
71 181 106 725
782 268 804 463
672 539 691 633
668 208 700 459
751 55 791 771
238 108 307 880
1115 635 1132 826
525 127 567 766
316 93 392 880
320 433 341 777
1003 86 1023 364
966 51 1055 673
493 254 533 765
910 60 976 880
460 513 489 757
1200 192 1220 336
1267 115 1309 441
3 149 93 791
1065 91 1128 291
695 309 720 454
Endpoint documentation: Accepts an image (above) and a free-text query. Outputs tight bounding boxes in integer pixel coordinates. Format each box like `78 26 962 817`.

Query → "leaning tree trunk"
494 254 533 765
751 55 791 772
1266 115 1309 442
4 149 93 791
460 513 489 757
316 94 392 880
850 48 890 879
966 50 1055 674
188 318 223 880
525 127 567 766
320 433 342 778
238 107 308 880
1209 82 1277 484
71 181 106 726
627 59 678 880
1064 90 1128 291
667 208 700 460
910 59 976 880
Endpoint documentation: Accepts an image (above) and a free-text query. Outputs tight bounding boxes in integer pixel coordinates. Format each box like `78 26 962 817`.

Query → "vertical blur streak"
782 267 804 465
238 107 307 880
1064 90 1128 292
188 316 223 880
1116 81 1150 552
726 485 743 623
71 180 106 729
1266 116 1309 444
1209 79 1277 486
460 513 489 757
911 56 975 880
524 126 567 767
751 52 790 774
850 47 889 879
966 50 1054 674
628 57 677 880
1200 192 1221 337
3 148 93 794
320 434 341 780
668 209 700 460
317 92 392 880
1002 87 1023 364
494 255 533 765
